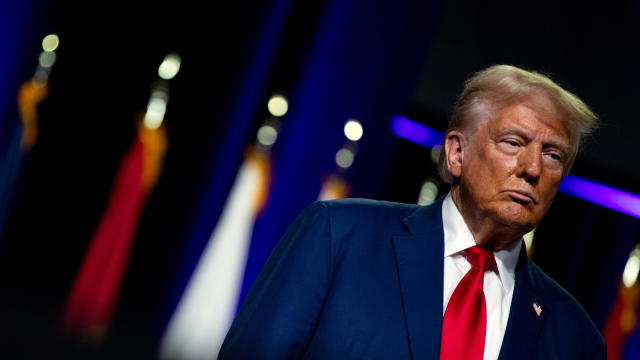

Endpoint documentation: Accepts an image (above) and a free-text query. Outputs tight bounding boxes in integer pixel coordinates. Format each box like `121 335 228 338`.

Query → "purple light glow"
391 116 445 148
559 176 640 219
391 116 640 219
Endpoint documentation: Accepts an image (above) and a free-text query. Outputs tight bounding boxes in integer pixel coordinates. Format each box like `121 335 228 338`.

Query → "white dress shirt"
441 192 522 360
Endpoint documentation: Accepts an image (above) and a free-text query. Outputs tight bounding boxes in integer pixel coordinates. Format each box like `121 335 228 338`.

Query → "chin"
495 204 537 231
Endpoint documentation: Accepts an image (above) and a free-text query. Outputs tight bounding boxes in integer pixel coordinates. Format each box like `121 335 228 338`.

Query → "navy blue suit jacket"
219 198 605 359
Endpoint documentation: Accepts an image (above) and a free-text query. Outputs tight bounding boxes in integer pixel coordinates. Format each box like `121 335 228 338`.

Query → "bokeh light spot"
344 119 363 141
158 53 182 80
257 125 278 146
267 95 288 117
417 181 438 205
42 34 59 52
335 148 354 169
38 51 56 68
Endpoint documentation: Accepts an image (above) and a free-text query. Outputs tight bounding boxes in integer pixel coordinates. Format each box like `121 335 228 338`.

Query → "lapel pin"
532 301 542 317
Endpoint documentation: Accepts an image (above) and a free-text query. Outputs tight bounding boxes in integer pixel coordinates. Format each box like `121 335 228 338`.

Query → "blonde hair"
438 64 597 183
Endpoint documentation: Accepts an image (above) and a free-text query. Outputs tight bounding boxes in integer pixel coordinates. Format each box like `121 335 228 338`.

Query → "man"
219 65 606 359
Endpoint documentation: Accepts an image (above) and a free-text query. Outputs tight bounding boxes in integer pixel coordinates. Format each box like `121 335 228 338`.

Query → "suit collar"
498 244 548 360
394 198 445 359
514 242 545 293
401 196 445 235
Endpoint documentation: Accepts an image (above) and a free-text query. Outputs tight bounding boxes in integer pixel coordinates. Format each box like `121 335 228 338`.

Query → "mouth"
505 190 537 205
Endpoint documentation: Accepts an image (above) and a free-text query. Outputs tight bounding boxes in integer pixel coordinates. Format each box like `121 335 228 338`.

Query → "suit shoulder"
317 198 420 217
305 198 421 237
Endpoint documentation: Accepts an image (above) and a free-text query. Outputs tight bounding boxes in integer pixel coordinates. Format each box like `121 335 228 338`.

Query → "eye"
499 138 521 152
543 151 565 165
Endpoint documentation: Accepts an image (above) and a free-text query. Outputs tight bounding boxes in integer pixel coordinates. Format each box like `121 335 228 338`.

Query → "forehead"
487 100 571 143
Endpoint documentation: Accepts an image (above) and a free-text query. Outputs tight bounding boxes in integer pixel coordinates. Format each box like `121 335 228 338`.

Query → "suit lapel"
392 199 444 360
498 245 548 360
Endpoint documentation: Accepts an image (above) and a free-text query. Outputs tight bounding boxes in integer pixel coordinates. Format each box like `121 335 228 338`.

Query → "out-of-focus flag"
0 80 48 238
604 245 640 360
61 123 168 340
1 34 58 240
62 53 178 340
604 284 640 360
160 146 270 360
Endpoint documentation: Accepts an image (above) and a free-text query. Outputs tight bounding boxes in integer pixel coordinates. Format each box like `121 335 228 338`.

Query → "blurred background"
1 0 640 358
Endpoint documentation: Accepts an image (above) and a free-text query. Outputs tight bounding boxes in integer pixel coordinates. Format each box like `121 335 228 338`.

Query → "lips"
506 190 537 204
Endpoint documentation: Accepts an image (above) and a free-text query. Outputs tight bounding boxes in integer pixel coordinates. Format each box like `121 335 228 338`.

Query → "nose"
517 145 541 183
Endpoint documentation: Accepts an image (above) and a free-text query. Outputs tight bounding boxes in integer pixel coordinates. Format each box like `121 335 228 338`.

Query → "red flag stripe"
62 138 146 338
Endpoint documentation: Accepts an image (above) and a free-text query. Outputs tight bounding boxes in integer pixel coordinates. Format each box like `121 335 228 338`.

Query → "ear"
444 131 467 178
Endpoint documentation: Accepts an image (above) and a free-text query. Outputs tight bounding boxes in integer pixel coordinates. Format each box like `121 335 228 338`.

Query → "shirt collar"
442 192 522 294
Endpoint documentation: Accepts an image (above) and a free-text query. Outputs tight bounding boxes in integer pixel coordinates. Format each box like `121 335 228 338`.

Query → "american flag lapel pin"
532 300 542 317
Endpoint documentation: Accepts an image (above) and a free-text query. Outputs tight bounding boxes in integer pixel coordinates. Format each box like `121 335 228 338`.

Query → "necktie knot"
464 246 496 270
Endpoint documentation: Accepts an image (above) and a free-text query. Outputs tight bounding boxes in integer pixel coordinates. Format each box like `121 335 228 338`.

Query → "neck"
450 187 524 251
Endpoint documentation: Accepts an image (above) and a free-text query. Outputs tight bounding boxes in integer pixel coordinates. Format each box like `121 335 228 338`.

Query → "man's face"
457 99 572 235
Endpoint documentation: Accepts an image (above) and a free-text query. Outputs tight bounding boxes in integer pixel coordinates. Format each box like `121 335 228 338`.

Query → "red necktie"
440 246 496 360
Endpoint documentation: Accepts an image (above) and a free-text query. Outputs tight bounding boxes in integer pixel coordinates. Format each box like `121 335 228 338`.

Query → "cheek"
480 157 518 190
539 173 562 200
465 157 504 192
537 187 559 212
479 145 517 172
492 154 518 173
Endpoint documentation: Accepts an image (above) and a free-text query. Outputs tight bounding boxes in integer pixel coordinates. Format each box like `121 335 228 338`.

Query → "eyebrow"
495 128 571 154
